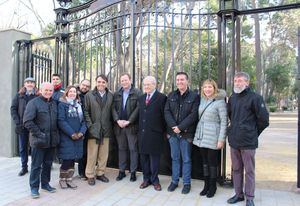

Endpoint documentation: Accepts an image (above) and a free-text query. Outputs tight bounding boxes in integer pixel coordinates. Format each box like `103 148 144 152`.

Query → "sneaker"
181 184 191 194
167 182 178 192
41 184 56 193
31 188 40 199
18 168 28 176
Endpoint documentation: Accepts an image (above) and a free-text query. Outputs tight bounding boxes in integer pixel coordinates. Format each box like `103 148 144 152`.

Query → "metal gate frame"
15 0 300 186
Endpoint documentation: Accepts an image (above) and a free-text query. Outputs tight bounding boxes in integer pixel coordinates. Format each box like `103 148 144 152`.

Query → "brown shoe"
139 181 150 189
87 178 95 186
153 183 162 191
96 175 109 183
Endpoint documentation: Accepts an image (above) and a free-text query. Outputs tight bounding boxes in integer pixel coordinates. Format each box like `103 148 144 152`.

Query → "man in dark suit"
138 76 167 191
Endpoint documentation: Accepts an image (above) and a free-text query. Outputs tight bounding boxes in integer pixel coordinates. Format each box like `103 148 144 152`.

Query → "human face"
203 83 215 98
41 83 54 100
120 75 131 90
176 74 188 93
24 81 35 92
96 76 107 92
233 76 249 94
79 80 91 93
67 88 77 100
143 78 156 94
52 76 61 86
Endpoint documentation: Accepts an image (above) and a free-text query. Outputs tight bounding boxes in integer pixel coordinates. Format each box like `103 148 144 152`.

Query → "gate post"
54 7 70 86
0 29 31 157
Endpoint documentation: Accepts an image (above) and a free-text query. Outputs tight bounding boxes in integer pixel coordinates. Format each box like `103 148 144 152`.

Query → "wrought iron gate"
15 0 300 184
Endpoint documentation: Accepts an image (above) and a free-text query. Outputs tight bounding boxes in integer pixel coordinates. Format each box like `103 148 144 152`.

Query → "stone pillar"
0 29 31 157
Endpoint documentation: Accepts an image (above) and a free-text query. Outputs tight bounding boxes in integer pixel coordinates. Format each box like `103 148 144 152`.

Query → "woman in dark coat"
58 86 87 189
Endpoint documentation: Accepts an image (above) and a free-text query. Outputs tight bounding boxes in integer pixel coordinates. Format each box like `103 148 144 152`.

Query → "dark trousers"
78 137 88 176
116 127 138 172
199 147 218 168
19 130 30 169
61 159 75 170
140 153 160 184
30 147 54 189
230 147 256 200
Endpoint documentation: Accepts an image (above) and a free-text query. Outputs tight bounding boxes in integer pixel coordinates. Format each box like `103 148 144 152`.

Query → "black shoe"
18 168 28 176
130 172 136 182
167 182 178 192
96 174 109 183
246 200 255 206
181 184 191 194
227 195 245 204
87 178 95 186
116 171 126 181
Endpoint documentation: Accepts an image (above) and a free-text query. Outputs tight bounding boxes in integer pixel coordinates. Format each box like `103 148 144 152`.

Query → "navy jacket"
138 91 167 155
228 87 269 149
58 99 87 160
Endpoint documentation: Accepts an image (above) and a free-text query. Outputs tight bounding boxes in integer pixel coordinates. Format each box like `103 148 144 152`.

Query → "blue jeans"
19 130 30 169
30 147 54 189
168 135 192 185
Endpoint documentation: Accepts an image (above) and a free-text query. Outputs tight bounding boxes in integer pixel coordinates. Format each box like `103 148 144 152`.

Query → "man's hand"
172 126 181 134
77 132 84 139
15 124 23 134
123 120 130 127
71 133 78 140
117 120 125 128
216 141 224 149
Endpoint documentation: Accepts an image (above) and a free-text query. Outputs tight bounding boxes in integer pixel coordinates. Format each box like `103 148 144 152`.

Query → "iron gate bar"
189 8 192 86
155 1 158 80
297 27 300 188
147 6 150 75
198 9 202 83
171 8 175 91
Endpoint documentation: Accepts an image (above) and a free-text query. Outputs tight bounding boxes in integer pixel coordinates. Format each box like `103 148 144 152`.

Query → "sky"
0 0 56 35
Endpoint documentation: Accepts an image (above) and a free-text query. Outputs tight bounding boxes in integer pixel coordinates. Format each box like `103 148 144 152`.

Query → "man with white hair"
227 72 269 206
23 82 60 199
138 76 167 191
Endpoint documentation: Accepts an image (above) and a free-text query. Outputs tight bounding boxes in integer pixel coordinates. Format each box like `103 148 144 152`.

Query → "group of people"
11 71 269 206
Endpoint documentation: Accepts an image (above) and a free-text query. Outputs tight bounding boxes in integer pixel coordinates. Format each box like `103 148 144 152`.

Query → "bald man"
138 76 167 191
24 82 60 199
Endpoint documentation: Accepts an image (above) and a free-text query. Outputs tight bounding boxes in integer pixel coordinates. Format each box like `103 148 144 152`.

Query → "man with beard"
227 72 269 206
77 79 91 179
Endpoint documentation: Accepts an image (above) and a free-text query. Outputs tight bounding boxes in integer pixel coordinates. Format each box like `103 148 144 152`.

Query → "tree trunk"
252 0 262 95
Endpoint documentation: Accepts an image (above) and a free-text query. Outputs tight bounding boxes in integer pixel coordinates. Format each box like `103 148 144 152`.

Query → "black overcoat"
138 90 167 155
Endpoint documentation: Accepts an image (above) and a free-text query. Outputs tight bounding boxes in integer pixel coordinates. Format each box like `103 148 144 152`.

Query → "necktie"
145 94 150 105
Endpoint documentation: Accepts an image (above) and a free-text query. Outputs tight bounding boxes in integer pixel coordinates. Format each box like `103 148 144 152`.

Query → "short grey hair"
143 76 157 86
41 82 54 90
234 72 250 82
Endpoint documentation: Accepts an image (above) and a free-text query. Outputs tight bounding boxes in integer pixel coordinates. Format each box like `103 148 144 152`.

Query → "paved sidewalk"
0 157 299 206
